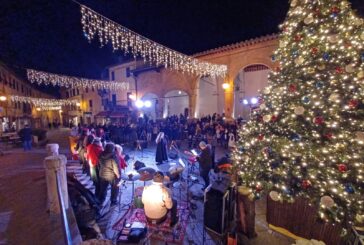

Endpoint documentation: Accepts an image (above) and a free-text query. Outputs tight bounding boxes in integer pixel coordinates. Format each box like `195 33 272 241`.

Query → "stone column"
223 76 234 119
44 154 69 214
189 93 197 118
46 143 59 156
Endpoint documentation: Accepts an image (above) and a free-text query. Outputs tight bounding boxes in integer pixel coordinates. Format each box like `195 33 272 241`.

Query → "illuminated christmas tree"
233 0 364 231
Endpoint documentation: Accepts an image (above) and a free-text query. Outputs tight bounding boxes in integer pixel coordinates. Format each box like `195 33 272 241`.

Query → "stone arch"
195 76 224 118
163 90 189 118
233 63 271 119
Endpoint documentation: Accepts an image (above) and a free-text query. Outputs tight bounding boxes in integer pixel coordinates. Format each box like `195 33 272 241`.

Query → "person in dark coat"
196 141 213 189
98 143 120 205
155 132 168 165
19 124 32 151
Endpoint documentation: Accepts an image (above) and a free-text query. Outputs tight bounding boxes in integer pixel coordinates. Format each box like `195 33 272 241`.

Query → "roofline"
193 33 279 58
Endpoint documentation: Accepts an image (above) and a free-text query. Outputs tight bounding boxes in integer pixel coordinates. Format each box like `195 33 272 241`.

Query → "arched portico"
140 92 159 121
163 90 189 118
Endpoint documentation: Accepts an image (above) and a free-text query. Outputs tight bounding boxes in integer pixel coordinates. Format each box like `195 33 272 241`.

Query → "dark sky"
0 0 363 83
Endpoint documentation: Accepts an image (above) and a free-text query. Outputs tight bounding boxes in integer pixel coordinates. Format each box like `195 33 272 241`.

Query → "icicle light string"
79 4 227 77
10 95 78 107
27 69 129 90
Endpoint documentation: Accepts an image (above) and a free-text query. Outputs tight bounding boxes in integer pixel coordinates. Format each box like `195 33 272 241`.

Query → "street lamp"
222 82 230 90
0 96 6 102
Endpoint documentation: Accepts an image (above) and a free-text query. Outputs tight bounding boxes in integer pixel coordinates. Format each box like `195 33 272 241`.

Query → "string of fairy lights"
27 69 129 91
80 4 227 77
10 95 78 108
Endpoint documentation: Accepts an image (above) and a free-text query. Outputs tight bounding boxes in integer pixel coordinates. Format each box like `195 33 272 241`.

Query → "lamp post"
0 95 7 133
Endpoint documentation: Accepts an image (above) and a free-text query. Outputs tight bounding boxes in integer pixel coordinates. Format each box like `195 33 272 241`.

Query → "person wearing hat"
142 171 178 227
196 141 213 189
86 137 103 196
98 143 120 205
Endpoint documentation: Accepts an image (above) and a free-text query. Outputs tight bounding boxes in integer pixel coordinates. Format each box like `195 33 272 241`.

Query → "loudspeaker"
204 189 229 235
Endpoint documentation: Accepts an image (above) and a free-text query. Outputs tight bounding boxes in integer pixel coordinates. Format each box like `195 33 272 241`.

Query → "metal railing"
55 170 73 245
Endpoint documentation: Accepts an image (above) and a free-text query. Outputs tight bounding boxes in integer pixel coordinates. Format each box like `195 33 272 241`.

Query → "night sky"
0 0 363 86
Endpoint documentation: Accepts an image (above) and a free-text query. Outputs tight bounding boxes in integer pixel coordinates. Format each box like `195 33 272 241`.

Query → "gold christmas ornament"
356 214 364 223
260 103 267 110
345 64 355 73
320 195 335 208
304 15 314 25
238 186 252 196
263 87 271 94
307 67 315 74
290 0 297 7
328 34 339 43
279 41 286 48
269 191 280 201
358 71 364 79
329 93 340 102
360 32 364 41
355 132 364 142
263 115 272 122
295 57 305 65
294 106 305 115
317 64 326 70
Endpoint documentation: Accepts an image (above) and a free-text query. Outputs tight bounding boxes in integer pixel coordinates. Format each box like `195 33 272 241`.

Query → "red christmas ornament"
349 99 359 109
257 134 264 141
324 132 333 139
302 180 311 189
295 35 302 42
271 115 278 122
314 116 324 125
289 84 297 92
338 164 348 173
256 184 263 192
331 6 340 14
311 47 319 55
335 67 344 74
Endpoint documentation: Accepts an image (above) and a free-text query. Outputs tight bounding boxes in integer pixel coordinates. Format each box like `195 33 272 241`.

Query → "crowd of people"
71 113 238 227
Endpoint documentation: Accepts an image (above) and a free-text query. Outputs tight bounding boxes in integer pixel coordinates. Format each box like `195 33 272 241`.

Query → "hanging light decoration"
36 106 62 111
10 95 78 107
80 5 227 77
27 69 129 90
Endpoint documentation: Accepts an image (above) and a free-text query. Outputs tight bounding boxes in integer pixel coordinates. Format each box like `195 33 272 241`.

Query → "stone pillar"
46 143 59 156
44 154 69 214
189 93 197 118
223 76 234 119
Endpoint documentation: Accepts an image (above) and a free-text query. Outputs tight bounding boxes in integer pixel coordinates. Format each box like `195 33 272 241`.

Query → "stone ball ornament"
269 191 280 201
320 195 335 208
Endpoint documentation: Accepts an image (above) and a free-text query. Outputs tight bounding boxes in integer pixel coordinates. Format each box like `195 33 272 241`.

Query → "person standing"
19 124 32 151
86 137 103 196
196 141 213 190
98 143 120 205
155 132 168 165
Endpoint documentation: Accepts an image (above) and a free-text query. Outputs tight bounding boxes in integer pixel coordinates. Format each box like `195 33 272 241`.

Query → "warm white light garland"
80 5 227 77
27 69 129 90
10 95 78 107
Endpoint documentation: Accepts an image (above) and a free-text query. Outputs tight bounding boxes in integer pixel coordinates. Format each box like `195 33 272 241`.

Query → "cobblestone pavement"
0 128 293 245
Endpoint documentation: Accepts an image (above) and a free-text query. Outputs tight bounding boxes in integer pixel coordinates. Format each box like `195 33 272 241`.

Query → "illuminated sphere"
294 106 305 115
144 100 152 108
320 196 335 208
269 191 280 201
304 15 314 25
250 97 258 105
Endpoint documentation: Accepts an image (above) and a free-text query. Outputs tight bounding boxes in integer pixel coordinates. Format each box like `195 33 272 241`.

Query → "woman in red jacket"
86 137 103 196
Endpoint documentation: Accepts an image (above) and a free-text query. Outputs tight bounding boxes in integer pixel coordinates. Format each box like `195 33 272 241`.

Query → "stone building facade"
0 62 60 133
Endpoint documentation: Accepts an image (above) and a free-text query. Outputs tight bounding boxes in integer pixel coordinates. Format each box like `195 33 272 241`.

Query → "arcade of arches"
135 34 278 119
